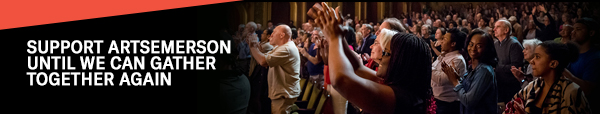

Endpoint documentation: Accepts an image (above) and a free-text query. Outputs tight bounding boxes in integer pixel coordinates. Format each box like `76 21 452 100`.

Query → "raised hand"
299 48 308 56
430 39 437 48
532 6 537 15
307 3 324 28
511 66 525 81
538 5 546 13
246 33 259 46
308 2 348 41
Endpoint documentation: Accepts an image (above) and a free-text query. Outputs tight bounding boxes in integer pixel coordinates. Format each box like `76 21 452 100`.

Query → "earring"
382 51 392 56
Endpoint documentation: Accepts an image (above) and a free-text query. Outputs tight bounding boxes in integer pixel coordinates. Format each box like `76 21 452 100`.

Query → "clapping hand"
361 53 370 61
537 4 546 13
307 2 347 41
532 5 537 15
512 98 526 114
511 66 525 81
441 61 459 86
246 33 259 47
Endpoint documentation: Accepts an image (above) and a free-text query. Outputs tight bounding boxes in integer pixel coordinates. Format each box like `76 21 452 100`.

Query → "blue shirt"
568 48 600 82
454 63 498 114
306 44 324 75
237 41 251 59
237 36 257 60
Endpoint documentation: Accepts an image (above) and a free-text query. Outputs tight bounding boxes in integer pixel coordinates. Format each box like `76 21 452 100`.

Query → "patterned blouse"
510 76 591 114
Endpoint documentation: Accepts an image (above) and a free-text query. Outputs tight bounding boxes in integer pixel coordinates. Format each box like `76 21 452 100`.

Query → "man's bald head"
270 25 292 46
304 23 314 32
279 25 292 39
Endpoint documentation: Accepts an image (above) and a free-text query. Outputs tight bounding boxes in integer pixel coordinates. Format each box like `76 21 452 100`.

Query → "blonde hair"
356 32 364 47
379 28 398 50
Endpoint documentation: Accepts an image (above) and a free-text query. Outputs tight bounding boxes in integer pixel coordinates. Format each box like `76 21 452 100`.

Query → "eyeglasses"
382 51 391 56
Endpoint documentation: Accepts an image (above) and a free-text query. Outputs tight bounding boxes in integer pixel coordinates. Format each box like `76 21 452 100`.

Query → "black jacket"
359 33 376 55
533 12 560 41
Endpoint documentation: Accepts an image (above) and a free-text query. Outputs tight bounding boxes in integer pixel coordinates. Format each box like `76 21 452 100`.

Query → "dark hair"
385 33 432 111
217 29 242 76
466 29 498 67
437 27 446 35
575 17 600 42
266 29 274 36
538 41 579 76
450 21 458 28
460 28 469 34
291 29 298 39
276 23 286 27
447 28 467 51
575 17 600 47
479 17 489 27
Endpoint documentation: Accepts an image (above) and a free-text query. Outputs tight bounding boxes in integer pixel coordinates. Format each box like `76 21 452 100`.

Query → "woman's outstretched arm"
311 3 396 114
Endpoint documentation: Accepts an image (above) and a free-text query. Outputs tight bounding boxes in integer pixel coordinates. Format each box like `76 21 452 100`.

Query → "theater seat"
313 92 329 114
294 86 329 114
298 78 308 101
301 82 314 101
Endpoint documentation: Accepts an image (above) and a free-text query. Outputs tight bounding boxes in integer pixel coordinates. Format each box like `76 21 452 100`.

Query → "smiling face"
376 39 392 78
468 34 486 60
361 26 370 36
370 35 383 63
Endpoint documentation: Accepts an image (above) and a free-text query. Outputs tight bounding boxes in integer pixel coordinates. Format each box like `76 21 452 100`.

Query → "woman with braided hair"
308 3 432 113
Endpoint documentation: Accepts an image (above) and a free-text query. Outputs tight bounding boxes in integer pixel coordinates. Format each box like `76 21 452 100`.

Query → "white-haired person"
308 3 433 113
493 19 526 111
504 41 590 114
511 39 542 89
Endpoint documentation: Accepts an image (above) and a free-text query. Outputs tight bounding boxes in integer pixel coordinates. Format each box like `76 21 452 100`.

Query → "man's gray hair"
362 24 373 33
312 27 324 37
422 24 431 30
497 19 512 35
384 18 406 32
246 21 257 31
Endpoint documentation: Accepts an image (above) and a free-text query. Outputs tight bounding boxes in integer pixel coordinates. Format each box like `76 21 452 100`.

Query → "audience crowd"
223 2 599 114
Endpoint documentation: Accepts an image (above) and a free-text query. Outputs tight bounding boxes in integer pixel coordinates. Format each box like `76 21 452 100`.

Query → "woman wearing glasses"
308 3 433 113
